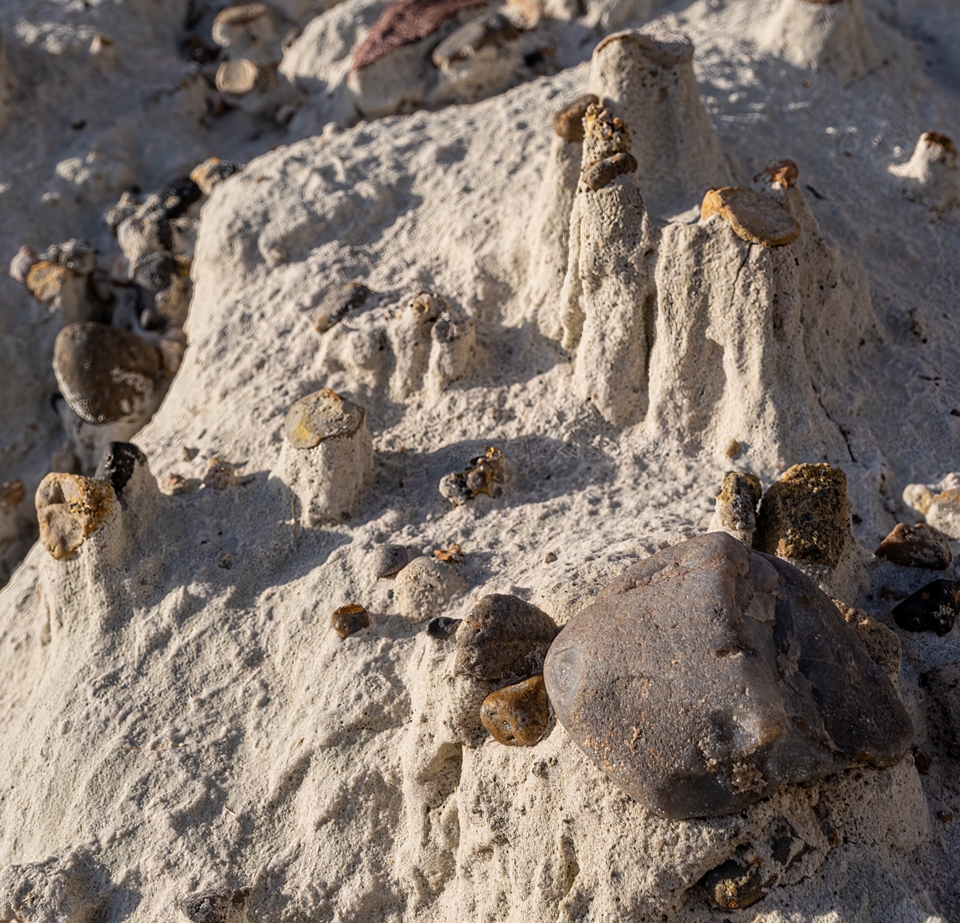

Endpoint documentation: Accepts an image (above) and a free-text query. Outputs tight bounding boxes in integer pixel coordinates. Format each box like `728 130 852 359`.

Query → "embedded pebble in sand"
372 543 412 578
35 472 118 561
701 186 802 248
454 593 558 681
201 457 237 490
179 887 250 923
315 282 372 333
94 442 150 501
551 93 599 142
9 245 38 285
190 158 243 196
699 817 807 910
709 471 762 545
754 463 851 568
892 579 960 636
438 446 504 506
480 674 549 746
278 388 374 525
890 132 960 211
426 615 460 639
43 239 96 276
134 252 192 328
331 603 370 638
159 472 191 496
875 523 952 570
53 322 160 426
544 532 912 819
394 555 466 622
25 261 71 304
583 150 637 192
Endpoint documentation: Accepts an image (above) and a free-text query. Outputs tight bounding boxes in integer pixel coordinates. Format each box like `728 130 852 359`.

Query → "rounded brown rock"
583 152 638 192
454 593 558 681
701 186 801 248
875 522 952 570
481 674 549 746
53 322 160 425
331 604 370 639
35 472 118 561
551 93 600 142
284 388 365 450
26 260 70 303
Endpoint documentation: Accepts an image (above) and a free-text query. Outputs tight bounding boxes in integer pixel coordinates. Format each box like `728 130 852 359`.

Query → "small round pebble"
331 604 369 639
480 674 549 746
372 543 412 578
426 616 460 639
551 93 600 142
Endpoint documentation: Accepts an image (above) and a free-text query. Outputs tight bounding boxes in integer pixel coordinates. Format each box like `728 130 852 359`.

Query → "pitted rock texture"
754 463 851 568
543 532 913 820
454 593 558 680
875 523 953 570
35 473 118 561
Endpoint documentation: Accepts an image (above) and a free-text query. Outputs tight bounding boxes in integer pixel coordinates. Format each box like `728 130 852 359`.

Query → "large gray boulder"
544 532 913 820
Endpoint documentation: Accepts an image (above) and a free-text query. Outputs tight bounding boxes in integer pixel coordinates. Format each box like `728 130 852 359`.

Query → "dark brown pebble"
331 604 369 638
551 93 600 142
875 523 952 570
892 579 960 636
426 616 460 639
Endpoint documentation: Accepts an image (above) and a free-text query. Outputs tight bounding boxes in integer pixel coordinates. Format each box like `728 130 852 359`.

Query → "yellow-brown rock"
701 186 801 248
480 674 549 746
35 473 118 561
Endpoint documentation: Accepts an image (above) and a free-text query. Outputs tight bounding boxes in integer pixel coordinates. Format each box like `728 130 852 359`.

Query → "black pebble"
95 442 148 497
892 579 960 636
426 617 461 640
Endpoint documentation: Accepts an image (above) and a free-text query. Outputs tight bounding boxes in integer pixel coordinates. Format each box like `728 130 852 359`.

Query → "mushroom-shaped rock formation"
347 0 489 118
276 388 374 525
53 323 161 426
758 0 880 83
543 532 913 820
35 473 119 561
645 178 877 466
558 104 657 426
890 132 959 211
587 28 731 218
701 186 802 248
388 292 476 400
525 93 599 339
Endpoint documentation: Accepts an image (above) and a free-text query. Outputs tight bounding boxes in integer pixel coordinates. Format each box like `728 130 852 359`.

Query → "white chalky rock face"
889 132 960 211
587 28 732 219
758 0 881 83
276 388 375 525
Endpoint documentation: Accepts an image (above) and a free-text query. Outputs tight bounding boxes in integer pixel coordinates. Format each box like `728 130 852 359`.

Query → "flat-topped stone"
284 388 366 449
701 186 802 248
544 533 912 820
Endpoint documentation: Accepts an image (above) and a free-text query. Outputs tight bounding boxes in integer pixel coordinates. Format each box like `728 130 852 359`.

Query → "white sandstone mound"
758 0 881 83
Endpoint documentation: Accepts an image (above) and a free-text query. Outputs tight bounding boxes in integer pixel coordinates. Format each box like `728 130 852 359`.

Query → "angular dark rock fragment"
454 594 558 681
95 442 148 497
544 533 913 820
892 579 959 636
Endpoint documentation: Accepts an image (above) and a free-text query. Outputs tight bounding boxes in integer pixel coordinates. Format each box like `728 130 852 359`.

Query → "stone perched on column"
278 388 374 525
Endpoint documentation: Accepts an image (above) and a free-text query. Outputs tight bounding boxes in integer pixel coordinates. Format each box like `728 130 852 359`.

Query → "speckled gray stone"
544 532 913 820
